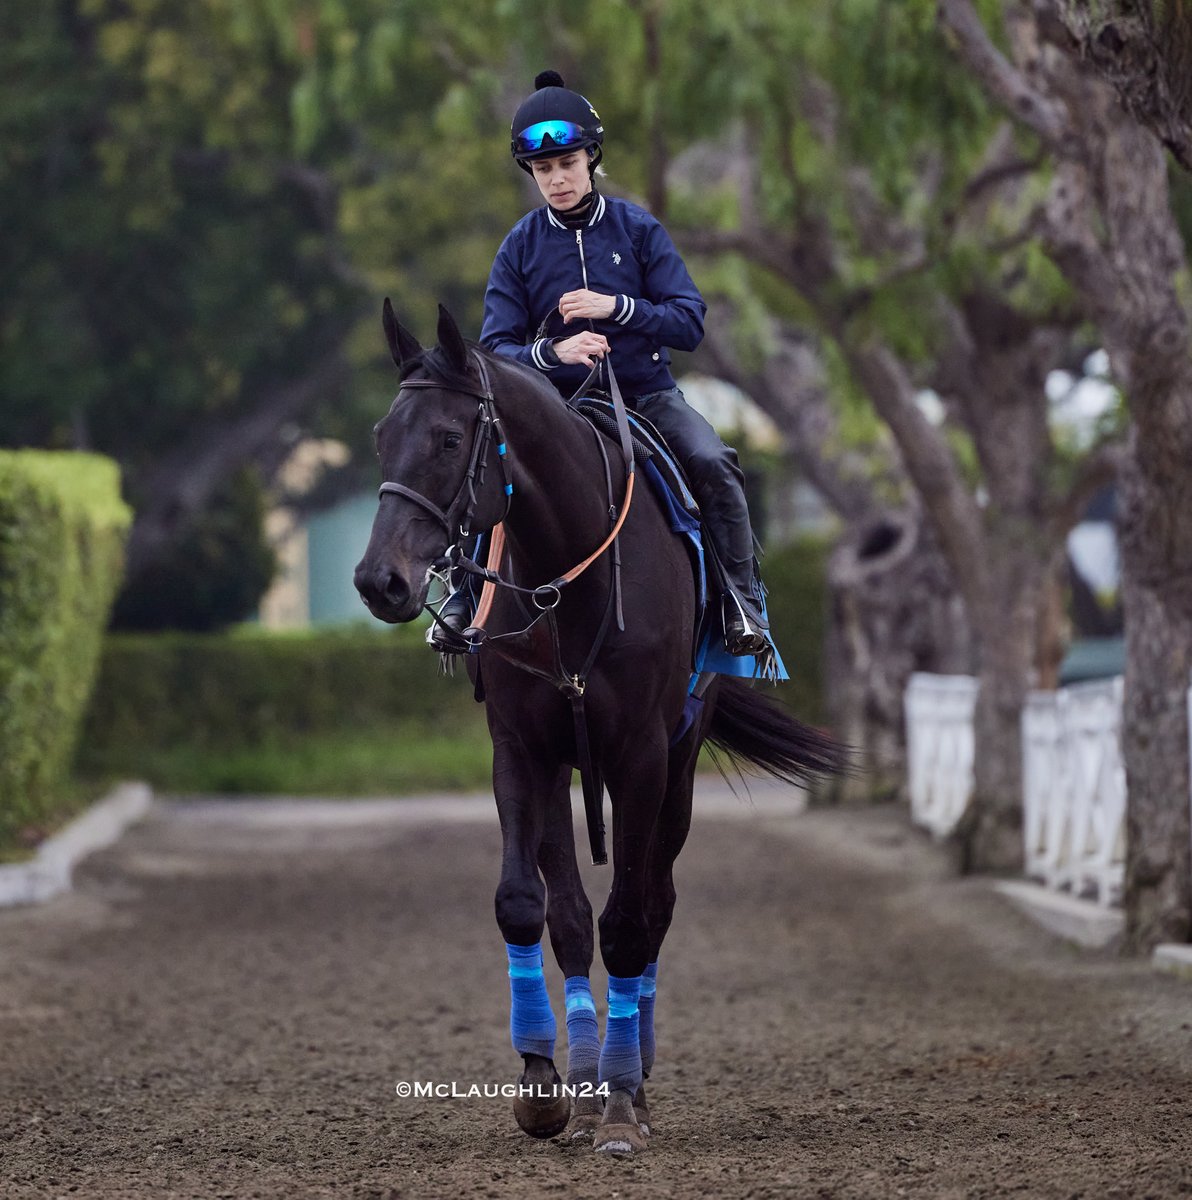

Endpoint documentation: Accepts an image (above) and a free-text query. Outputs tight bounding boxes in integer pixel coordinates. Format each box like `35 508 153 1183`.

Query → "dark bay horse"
355 302 845 1154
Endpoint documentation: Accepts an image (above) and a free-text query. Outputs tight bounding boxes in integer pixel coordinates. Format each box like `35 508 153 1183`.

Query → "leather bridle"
378 350 512 540
374 347 638 867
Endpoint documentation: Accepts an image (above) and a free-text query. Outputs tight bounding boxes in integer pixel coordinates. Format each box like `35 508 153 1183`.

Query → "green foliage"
112 468 277 632
0 0 526 552
85 724 495 796
78 543 829 792
0 452 131 845
760 536 830 726
78 627 486 769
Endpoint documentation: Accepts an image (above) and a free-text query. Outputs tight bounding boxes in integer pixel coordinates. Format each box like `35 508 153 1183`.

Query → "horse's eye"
443 431 463 450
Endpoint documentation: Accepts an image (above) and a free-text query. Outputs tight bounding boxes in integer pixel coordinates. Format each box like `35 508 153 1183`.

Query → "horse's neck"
497 382 610 584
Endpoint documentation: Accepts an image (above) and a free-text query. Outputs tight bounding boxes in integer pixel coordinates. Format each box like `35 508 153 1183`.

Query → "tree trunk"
123 336 351 582
826 511 973 804
1043 82 1192 948
939 0 1192 941
964 525 1047 871
1058 0 1192 171
1118 438 1192 949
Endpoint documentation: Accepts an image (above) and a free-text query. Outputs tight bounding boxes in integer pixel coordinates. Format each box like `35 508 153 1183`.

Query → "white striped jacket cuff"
613 294 636 325
530 338 558 370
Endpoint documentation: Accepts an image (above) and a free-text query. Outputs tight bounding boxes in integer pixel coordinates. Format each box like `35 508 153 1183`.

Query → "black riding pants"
629 386 757 594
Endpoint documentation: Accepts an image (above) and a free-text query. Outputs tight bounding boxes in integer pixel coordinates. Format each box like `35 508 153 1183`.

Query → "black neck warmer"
553 188 596 229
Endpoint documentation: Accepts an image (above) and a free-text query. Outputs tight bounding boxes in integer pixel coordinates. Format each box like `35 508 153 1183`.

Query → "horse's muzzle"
353 562 423 624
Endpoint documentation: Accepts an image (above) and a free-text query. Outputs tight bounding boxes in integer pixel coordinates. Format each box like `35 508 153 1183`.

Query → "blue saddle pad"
575 399 788 688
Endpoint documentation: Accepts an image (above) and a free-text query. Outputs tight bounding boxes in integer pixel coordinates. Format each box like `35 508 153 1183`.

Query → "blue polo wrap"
505 941 556 1058
598 974 643 1093
563 975 600 1083
639 959 658 1076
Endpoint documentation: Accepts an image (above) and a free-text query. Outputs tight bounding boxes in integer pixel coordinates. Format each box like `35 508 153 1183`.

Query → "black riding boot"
428 537 484 653
630 387 769 657
428 584 476 653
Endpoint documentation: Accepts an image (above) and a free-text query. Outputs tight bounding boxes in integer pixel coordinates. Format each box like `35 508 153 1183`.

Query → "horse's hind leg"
491 738 570 1139
536 769 601 1140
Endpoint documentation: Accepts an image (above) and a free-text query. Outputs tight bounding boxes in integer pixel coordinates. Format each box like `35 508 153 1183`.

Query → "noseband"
377 350 513 539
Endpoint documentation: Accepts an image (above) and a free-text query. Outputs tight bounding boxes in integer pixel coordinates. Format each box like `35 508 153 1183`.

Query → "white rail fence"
905 674 977 839
905 672 1130 906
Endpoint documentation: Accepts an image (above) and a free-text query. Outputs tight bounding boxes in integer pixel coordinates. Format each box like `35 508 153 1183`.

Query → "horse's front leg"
491 735 571 1139
592 734 670 1155
536 768 601 1140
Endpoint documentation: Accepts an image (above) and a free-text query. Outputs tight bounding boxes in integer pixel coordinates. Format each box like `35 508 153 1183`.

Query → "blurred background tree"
6 0 1192 942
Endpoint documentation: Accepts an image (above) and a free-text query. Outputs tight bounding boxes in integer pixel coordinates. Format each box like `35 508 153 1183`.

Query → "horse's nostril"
382 572 409 606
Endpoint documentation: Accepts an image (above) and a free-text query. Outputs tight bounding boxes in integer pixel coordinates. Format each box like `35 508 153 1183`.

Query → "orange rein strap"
468 354 636 634
558 468 635 584
470 523 505 631
470 467 635 631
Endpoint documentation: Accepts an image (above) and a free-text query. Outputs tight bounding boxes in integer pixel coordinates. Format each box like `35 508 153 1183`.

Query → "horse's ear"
382 298 422 369
436 304 469 372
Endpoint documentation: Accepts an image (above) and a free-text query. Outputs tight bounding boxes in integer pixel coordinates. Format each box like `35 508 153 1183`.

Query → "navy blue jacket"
480 193 706 398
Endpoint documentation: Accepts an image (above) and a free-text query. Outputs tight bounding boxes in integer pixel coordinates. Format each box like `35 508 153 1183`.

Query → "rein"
375 348 638 865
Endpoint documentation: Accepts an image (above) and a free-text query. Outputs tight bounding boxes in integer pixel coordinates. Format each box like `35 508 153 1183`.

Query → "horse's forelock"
394 342 559 415
400 344 476 392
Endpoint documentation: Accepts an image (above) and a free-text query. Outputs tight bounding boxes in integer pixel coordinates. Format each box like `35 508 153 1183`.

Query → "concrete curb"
1152 944 1192 978
0 782 154 908
992 879 1124 950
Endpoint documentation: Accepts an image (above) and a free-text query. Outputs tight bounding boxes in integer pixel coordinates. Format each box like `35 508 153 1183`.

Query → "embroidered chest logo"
612 251 622 265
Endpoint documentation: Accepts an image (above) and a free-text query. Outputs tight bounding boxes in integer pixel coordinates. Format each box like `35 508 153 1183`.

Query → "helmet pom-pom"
534 69 565 90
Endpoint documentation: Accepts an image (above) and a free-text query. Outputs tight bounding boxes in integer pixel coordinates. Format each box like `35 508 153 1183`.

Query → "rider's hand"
553 332 610 367
559 289 617 323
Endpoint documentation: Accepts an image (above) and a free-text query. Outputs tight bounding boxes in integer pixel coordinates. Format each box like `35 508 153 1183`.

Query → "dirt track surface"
2 782 1191 1200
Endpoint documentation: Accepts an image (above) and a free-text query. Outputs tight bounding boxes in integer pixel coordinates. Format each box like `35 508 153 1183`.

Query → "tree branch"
1049 438 1127 538
125 324 355 578
937 0 1078 154
841 336 990 604
698 307 899 524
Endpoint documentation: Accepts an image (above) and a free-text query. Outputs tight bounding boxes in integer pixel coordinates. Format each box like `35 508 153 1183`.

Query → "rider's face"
529 151 591 210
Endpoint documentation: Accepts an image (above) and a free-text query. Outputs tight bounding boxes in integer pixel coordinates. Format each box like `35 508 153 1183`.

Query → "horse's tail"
705 678 851 788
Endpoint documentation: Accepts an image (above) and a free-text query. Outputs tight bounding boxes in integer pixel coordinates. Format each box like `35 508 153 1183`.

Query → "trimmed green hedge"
79 626 485 759
77 535 828 791
0 452 131 843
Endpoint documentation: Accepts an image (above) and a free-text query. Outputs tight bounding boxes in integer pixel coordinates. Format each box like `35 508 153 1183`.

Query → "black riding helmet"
510 70 604 174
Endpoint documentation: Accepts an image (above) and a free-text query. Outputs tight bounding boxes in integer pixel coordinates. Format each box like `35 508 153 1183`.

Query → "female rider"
434 70 767 657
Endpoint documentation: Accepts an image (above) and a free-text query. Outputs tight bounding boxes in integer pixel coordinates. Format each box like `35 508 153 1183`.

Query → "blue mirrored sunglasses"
512 120 588 156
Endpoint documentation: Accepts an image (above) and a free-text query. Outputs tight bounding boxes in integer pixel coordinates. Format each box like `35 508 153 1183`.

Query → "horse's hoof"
566 1094 604 1141
632 1083 651 1137
513 1092 571 1139
593 1122 649 1154
511 1056 571 1139
593 1087 649 1153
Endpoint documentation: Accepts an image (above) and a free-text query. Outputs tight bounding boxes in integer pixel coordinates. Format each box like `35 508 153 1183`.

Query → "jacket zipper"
575 227 604 388
575 228 590 289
